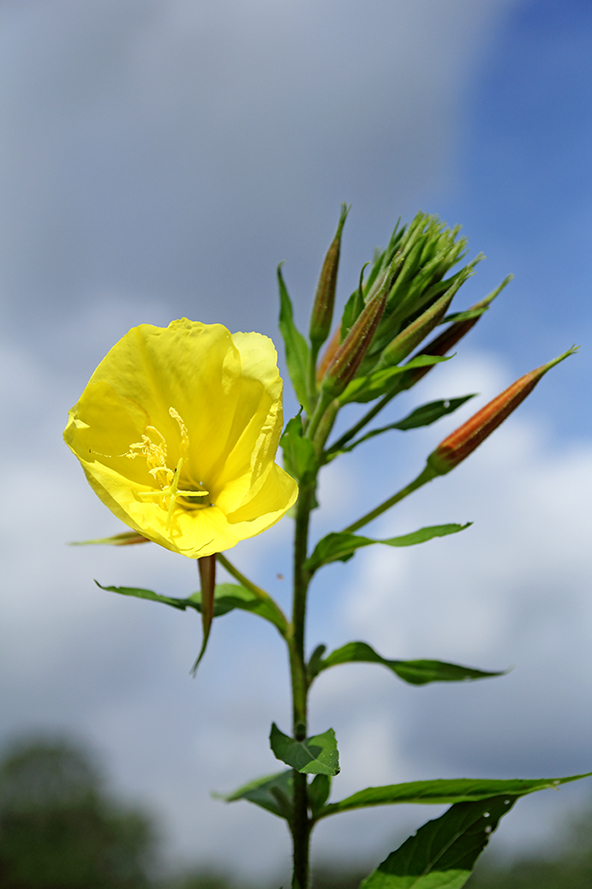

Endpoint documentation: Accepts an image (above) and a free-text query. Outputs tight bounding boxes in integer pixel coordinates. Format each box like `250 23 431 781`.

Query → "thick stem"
290 482 315 889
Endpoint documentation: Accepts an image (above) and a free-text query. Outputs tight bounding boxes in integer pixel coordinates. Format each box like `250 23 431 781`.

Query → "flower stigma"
125 407 210 529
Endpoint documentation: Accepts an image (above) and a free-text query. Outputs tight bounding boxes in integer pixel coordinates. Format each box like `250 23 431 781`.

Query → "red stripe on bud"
320 292 387 400
428 348 577 475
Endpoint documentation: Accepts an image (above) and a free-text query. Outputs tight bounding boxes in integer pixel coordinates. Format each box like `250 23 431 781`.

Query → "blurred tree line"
0 736 590 888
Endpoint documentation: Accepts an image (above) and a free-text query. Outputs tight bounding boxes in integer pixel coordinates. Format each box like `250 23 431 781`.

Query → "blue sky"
1 0 591 881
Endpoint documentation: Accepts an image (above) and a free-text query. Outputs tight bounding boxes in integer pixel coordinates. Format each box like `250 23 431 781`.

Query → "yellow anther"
169 407 190 457
126 408 208 526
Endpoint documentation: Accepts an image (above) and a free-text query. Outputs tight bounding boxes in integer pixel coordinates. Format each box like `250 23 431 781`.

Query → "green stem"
307 342 321 413
328 387 399 455
290 482 315 888
216 553 289 637
342 464 436 534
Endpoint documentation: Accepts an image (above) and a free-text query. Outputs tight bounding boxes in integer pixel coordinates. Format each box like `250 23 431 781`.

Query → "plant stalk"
290 481 315 888
342 464 436 534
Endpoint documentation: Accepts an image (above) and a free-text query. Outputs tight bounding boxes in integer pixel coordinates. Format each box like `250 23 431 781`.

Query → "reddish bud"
320 291 387 400
398 277 512 392
427 347 577 475
316 325 341 382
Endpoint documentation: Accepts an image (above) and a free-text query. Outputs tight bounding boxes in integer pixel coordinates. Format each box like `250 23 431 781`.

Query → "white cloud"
2 340 590 876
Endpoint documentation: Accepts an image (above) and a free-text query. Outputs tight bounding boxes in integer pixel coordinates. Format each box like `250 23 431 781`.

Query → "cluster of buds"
311 210 505 415
301 208 575 462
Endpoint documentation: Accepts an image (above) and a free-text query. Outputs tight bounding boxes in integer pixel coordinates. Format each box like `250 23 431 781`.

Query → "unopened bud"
316 325 341 382
398 277 512 392
375 280 462 371
320 291 387 400
309 204 349 348
427 347 577 475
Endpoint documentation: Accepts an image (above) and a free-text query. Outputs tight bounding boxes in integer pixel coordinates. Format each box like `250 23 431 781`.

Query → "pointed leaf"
318 773 592 818
270 723 340 777
220 770 293 820
278 264 311 411
306 524 471 572
95 581 190 610
280 414 318 482
327 397 476 460
97 582 288 635
359 796 515 889
314 642 505 686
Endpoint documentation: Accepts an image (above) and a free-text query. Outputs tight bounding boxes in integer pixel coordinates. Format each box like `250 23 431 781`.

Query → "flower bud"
320 291 387 400
309 204 349 348
373 277 465 371
397 277 512 392
427 347 577 475
316 325 341 382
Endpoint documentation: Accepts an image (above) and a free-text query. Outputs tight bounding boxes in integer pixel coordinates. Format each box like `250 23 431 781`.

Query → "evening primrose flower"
64 319 298 559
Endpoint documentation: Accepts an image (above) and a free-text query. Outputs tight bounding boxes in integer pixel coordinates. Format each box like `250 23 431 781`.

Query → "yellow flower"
64 319 298 559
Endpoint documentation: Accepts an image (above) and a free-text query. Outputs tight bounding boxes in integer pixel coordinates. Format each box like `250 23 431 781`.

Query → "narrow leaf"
95 581 190 611
329 396 476 459
270 723 340 777
315 642 505 686
278 264 311 411
220 770 293 820
306 524 471 572
359 796 515 889
318 773 592 818
341 355 451 404
97 581 288 634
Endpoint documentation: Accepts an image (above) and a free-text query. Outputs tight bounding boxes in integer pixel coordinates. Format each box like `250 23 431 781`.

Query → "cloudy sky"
1 0 591 882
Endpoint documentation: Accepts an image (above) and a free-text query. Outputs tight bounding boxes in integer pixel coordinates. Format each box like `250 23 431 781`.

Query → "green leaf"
220 770 293 820
308 774 332 817
359 796 515 889
341 355 452 404
96 582 288 635
306 524 471 572
327 397 476 460
95 581 190 610
278 264 311 411
318 773 592 819
381 396 476 431
189 584 288 634
280 414 318 482
270 723 340 777
313 641 505 686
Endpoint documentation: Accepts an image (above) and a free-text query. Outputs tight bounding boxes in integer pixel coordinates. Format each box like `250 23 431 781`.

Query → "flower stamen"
127 409 209 527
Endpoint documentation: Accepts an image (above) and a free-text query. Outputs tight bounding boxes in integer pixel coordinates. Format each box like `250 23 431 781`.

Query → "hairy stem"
290 481 315 888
